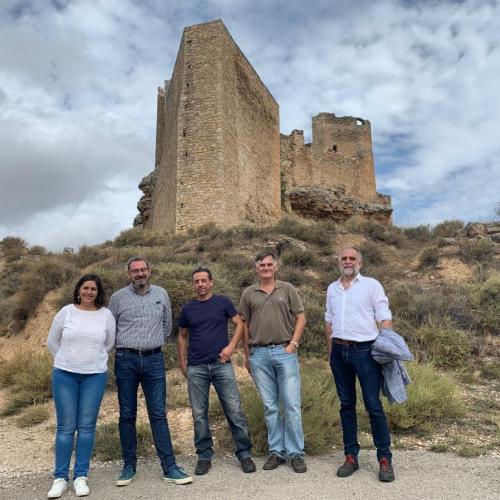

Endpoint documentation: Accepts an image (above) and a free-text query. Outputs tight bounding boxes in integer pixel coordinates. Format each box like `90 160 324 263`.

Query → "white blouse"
47 304 116 374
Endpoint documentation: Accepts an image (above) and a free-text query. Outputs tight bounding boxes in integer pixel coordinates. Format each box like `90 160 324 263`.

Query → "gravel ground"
1 451 499 500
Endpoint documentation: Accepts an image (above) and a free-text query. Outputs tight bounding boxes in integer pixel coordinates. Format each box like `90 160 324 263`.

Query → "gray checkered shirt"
108 284 172 350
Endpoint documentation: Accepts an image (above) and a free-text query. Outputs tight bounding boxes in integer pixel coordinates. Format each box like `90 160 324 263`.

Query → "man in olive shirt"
239 250 307 473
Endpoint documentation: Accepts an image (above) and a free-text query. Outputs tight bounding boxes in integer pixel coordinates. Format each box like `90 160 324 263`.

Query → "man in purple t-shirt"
177 267 255 476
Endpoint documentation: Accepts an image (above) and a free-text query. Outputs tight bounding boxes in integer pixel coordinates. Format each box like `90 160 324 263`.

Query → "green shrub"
196 234 234 254
359 241 385 267
272 217 333 248
458 239 495 263
281 248 317 268
385 363 465 431
12 257 79 332
300 360 341 453
94 422 155 461
277 266 307 286
153 263 196 324
113 228 171 247
479 361 500 380
468 277 500 335
432 220 464 238
419 246 440 268
233 224 268 240
389 283 473 331
362 221 405 247
403 225 433 242
300 290 328 357
77 245 108 268
28 245 48 256
16 405 50 428
0 236 28 262
410 322 472 369
0 351 53 415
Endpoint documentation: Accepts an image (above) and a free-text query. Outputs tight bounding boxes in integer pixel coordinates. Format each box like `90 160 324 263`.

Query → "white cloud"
0 0 499 249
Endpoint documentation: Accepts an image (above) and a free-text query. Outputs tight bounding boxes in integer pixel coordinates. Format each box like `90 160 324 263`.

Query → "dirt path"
1 451 499 499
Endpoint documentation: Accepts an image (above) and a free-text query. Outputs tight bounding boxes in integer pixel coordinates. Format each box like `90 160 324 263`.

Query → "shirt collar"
255 279 282 292
129 283 152 295
336 273 363 290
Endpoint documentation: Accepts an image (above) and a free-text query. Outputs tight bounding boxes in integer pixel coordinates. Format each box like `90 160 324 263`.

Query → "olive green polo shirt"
239 280 304 345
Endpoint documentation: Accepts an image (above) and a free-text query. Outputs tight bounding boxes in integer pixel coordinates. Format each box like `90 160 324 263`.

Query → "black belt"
333 339 374 346
116 347 162 356
251 342 289 348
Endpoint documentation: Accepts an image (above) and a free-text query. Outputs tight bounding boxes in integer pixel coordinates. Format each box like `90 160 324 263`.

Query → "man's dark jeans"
115 350 176 472
330 341 392 462
187 360 252 461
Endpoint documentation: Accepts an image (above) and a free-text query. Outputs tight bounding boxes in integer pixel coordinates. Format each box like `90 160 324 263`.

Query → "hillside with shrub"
0 216 498 465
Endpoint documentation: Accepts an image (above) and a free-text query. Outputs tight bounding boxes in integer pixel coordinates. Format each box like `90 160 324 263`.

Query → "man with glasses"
324 247 395 482
109 257 192 487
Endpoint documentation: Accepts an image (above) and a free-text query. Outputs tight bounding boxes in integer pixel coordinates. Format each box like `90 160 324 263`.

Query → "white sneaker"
73 477 90 497
47 478 68 498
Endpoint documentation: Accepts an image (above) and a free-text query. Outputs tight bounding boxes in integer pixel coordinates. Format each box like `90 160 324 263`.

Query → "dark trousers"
187 360 252 461
330 341 392 462
114 350 176 472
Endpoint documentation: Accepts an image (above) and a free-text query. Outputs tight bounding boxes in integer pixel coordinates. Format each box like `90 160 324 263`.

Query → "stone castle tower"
134 20 392 231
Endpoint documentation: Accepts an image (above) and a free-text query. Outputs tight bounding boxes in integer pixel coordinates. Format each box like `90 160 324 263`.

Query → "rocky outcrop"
465 221 500 243
287 186 392 224
133 171 157 227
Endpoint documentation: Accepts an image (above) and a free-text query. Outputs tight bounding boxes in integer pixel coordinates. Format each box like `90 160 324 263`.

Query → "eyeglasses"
129 268 149 274
340 256 357 262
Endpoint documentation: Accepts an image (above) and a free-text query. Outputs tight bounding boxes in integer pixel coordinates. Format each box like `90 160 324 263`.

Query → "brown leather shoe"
240 457 256 473
262 454 286 470
336 455 359 477
378 458 395 482
291 456 307 473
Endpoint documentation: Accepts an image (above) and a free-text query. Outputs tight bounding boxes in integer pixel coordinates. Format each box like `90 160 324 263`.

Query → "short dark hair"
254 249 277 264
127 256 150 271
191 266 213 280
73 274 106 307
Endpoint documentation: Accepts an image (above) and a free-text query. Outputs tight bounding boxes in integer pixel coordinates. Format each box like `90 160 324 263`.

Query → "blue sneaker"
163 464 193 485
116 465 136 486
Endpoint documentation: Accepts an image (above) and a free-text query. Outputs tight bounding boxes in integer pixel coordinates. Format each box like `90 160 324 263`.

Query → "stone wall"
135 19 392 232
280 113 391 223
138 20 280 233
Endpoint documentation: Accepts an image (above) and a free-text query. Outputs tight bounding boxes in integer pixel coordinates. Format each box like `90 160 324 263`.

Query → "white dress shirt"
324 274 392 341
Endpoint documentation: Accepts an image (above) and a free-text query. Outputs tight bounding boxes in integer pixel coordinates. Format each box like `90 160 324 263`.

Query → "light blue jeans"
249 345 304 458
187 360 252 461
52 368 107 480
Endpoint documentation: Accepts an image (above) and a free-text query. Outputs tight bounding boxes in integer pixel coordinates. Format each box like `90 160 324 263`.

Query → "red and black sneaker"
378 457 395 482
336 454 359 477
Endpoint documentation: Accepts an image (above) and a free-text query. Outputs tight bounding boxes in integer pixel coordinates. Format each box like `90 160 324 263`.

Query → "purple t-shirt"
178 295 237 365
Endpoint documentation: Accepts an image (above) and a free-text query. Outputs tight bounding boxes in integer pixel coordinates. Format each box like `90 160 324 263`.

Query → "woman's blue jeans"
329 341 392 462
52 367 107 480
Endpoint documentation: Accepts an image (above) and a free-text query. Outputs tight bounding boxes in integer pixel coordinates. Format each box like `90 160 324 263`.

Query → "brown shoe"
240 457 256 473
263 454 286 470
336 455 359 477
291 456 307 473
378 458 395 482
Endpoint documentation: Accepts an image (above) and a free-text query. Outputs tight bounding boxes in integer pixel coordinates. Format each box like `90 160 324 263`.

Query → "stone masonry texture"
135 19 392 232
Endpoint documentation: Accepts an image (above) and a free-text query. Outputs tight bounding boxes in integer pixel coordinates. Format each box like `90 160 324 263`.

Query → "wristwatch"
289 340 299 348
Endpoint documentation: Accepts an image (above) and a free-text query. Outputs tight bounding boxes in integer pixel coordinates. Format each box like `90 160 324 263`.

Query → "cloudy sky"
1 0 499 250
